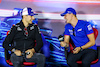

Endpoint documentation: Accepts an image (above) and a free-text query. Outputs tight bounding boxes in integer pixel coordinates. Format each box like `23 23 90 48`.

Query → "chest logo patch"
30 26 34 30
17 27 22 31
77 28 82 32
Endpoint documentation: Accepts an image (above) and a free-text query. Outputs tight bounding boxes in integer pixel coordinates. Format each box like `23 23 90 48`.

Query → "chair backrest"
93 28 98 40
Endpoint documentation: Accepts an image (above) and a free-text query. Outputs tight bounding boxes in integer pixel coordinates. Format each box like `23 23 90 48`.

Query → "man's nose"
31 16 35 20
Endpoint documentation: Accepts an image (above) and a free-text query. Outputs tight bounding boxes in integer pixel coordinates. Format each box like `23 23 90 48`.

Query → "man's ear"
23 15 26 18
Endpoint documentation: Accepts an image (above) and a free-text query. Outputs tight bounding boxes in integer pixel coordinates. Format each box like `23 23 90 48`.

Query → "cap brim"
34 13 38 15
61 12 67 16
29 13 38 16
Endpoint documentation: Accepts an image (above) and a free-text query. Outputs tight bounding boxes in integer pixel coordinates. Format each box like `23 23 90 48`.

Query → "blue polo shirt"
64 20 97 50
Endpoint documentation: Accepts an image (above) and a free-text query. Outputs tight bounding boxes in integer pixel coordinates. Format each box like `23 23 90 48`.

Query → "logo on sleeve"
69 29 73 35
87 24 92 30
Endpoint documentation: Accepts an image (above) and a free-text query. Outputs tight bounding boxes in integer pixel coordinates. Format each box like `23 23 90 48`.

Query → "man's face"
25 15 35 24
64 13 73 24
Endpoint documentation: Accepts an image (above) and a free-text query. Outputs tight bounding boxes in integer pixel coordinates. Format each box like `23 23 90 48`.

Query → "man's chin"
30 23 32 24
66 20 70 23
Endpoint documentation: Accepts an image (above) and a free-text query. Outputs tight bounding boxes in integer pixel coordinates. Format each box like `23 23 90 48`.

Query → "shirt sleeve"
85 22 93 35
2 25 16 51
34 25 43 52
64 25 70 35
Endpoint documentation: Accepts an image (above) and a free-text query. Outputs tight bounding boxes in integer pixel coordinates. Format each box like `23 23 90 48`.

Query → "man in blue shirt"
60 8 97 67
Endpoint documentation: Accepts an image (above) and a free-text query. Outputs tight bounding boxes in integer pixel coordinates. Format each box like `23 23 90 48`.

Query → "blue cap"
22 7 38 16
61 8 76 16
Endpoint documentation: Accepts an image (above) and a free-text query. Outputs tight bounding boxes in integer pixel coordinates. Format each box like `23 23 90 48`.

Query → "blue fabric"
64 20 97 50
0 32 2 40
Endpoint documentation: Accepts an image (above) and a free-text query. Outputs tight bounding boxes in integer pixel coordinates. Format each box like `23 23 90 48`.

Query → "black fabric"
67 49 97 67
10 53 45 67
3 20 43 52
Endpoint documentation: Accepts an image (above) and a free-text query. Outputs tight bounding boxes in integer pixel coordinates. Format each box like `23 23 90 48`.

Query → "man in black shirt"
3 7 45 67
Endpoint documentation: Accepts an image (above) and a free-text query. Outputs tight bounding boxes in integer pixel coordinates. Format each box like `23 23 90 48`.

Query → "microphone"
26 52 30 55
58 35 64 42
58 35 69 59
58 35 70 51
22 52 30 58
58 35 64 48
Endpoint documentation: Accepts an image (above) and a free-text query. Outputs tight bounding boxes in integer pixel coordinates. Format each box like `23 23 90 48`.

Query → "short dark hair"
74 15 76 17
22 16 23 19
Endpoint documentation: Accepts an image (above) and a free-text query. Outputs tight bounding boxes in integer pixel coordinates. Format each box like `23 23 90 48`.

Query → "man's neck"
71 17 78 28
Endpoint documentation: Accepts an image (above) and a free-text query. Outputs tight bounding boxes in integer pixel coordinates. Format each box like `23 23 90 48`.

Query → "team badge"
17 27 22 31
30 26 34 30
87 24 92 30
